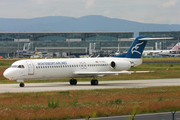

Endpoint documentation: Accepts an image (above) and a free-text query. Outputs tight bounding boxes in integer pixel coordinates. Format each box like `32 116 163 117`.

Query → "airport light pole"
118 36 121 53
96 34 99 50
68 38 70 56
30 35 34 52
178 36 179 54
17 36 19 58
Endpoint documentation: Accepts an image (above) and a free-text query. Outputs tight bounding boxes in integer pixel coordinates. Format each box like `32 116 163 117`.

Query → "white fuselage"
3 57 142 81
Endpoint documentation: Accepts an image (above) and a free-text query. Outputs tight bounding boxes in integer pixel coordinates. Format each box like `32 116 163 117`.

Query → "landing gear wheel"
70 79 77 85
19 82 25 87
91 80 98 85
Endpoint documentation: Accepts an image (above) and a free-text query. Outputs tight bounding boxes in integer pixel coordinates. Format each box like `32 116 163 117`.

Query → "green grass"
1 86 180 119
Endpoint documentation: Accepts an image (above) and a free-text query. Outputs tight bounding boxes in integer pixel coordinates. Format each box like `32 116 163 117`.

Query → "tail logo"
172 45 178 51
131 42 144 54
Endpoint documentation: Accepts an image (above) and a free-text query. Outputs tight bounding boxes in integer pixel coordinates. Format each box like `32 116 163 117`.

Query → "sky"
0 0 180 24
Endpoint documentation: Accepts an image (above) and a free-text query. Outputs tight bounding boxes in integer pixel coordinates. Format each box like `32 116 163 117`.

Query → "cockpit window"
10 65 17 68
10 65 24 68
18 65 22 68
18 65 25 68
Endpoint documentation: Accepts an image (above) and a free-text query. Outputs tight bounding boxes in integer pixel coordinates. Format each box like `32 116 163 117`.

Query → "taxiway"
0 78 180 93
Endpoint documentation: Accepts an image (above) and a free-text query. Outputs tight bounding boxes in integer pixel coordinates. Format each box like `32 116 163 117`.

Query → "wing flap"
74 71 131 75
74 71 153 76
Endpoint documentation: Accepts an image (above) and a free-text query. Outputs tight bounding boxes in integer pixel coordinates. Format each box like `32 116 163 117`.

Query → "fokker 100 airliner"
3 36 172 87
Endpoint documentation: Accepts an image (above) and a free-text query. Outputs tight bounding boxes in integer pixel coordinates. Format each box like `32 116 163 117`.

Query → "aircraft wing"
74 71 153 77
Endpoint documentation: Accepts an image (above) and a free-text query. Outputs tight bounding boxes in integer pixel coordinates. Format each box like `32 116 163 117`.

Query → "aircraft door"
26 61 34 75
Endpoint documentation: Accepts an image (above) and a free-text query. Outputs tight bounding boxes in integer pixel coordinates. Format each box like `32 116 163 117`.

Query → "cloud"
85 0 95 9
0 0 180 24
103 10 111 17
161 0 178 8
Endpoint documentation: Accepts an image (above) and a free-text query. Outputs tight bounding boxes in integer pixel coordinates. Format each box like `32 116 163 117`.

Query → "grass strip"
0 86 180 119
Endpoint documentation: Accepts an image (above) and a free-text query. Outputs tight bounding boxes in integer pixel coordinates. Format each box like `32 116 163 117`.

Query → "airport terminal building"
1 31 180 57
0 32 134 57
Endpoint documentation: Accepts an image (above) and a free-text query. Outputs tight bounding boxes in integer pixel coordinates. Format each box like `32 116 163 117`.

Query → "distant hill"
0 15 179 36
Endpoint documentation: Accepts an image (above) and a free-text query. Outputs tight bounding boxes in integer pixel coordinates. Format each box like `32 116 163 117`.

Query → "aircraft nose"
3 69 11 79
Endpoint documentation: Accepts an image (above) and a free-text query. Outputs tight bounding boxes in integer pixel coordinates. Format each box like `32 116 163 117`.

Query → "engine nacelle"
110 60 132 71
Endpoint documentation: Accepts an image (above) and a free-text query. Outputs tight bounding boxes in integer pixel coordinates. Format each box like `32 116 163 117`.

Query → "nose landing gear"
19 82 25 87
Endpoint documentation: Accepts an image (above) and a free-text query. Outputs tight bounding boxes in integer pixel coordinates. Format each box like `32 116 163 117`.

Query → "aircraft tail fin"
170 42 180 51
115 36 148 58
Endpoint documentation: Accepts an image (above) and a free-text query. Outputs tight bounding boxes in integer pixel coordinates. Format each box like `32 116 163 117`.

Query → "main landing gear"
91 79 98 85
19 82 25 87
91 76 98 85
69 78 99 85
70 79 77 85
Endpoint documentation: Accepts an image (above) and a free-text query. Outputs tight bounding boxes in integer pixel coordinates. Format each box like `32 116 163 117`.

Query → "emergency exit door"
26 61 34 75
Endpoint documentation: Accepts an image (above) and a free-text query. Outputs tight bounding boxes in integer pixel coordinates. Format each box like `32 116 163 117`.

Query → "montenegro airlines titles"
3 36 173 87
